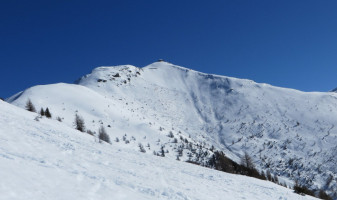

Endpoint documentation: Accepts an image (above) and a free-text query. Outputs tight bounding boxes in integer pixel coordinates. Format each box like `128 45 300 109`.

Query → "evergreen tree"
74 114 85 132
40 108 45 116
266 170 272 181
160 146 165 157
98 125 110 143
261 171 266 179
241 152 255 169
274 174 279 184
25 99 36 112
45 107 52 118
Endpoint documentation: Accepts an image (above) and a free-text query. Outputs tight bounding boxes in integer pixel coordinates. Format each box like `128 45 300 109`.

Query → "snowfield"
0 101 317 200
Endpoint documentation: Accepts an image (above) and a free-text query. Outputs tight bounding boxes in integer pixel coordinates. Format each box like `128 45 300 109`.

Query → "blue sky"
1 0 337 98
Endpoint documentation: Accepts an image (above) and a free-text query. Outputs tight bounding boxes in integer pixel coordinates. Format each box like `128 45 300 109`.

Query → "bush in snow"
74 114 85 132
98 125 110 143
167 131 174 138
56 117 62 122
86 130 94 136
138 143 146 153
25 99 36 112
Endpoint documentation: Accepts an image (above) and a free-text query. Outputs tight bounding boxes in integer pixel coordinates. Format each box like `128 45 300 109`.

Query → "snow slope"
7 61 337 197
0 100 317 200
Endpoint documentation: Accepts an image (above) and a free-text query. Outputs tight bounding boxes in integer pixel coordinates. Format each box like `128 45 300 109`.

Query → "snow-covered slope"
0 100 317 200
7 61 337 197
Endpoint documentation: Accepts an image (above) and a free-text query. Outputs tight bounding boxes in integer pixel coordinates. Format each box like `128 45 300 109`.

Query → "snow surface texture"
7 61 337 197
0 101 317 200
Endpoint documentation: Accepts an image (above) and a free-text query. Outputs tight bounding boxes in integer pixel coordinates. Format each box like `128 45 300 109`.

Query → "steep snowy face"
0 101 318 200
8 61 337 195
77 61 337 193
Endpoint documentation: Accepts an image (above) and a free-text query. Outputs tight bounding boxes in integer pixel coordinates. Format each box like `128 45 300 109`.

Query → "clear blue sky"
1 0 337 98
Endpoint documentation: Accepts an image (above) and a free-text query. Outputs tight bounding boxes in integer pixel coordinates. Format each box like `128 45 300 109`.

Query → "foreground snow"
0 101 316 200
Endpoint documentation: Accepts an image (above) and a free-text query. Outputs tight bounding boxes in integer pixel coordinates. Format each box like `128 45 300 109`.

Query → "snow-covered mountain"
5 61 337 198
0 100 317 200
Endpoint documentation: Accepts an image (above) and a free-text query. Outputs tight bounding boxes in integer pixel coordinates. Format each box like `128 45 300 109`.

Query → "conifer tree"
74 114 85 132
241 152 254 169
45 107 52 118
98 125 110 143
40 108 45 116
25 99 36 112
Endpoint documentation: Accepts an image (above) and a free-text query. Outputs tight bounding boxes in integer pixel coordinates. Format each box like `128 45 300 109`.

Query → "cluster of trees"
74 113 110 144
207 151 266 181
294 181 332 200
40 108 52 118
25 99 52 118
294 183 331 199
25 99 111 144
206 151 332 200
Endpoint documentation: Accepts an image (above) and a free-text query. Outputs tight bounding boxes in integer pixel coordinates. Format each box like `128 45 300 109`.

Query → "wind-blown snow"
0 101 316 200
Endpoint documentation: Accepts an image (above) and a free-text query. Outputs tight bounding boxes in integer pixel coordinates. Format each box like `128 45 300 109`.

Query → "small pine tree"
274 174 279 184
168 131 174 138
261 171 266 179
74 114 85 132
98 125 110 143
266 170 272 181
45 107 52 118
40 108 45 116
25 99 36 112
160 146 165 157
